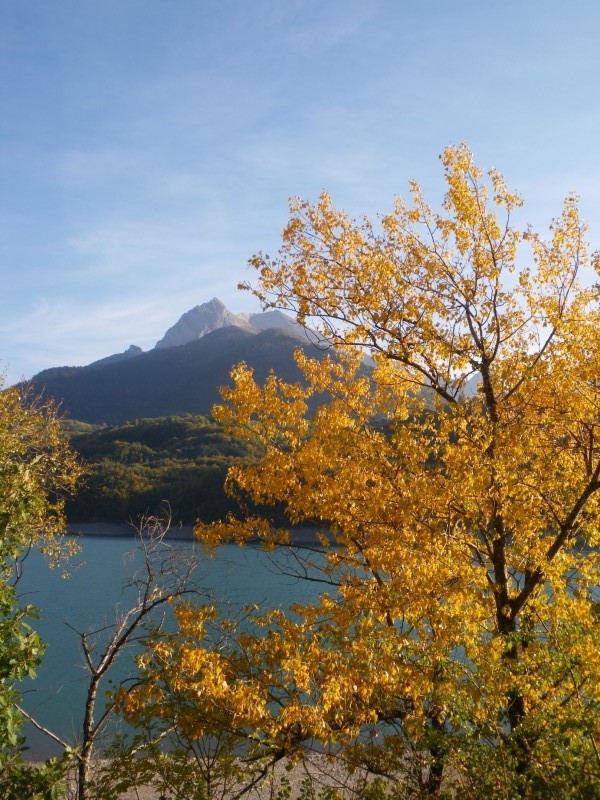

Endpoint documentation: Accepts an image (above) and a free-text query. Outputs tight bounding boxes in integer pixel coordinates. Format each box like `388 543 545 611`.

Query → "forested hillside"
64 415 260 523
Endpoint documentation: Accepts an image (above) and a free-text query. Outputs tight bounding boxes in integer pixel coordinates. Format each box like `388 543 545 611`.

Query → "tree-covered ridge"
64 415 260 524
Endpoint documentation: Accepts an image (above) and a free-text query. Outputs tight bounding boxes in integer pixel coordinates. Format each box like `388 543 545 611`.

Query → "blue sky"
2 0 600 384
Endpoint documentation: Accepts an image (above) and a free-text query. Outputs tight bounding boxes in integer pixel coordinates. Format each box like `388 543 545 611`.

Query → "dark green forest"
64 415 260 524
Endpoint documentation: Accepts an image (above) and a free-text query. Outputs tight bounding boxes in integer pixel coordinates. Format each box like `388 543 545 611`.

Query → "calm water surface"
18 535 324 759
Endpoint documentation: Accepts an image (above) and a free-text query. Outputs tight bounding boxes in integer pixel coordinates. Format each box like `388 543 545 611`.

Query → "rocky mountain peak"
154 298 249 349
154 298 301 350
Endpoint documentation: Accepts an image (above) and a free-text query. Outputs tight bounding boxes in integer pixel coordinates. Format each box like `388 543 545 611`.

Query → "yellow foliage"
125 147 600 788
0 384 82 567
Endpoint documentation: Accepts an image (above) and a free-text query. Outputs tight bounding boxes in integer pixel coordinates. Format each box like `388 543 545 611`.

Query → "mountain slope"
87 344 143 369
27 326 323 424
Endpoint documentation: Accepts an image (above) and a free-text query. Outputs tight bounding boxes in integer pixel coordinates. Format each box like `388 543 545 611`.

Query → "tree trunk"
496 607 531 779
425 714 446 796
77 676 99 800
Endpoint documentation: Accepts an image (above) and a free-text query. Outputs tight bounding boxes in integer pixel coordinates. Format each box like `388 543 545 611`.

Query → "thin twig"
16 704 80 760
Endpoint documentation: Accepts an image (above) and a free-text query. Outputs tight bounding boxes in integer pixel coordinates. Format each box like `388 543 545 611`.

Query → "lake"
18 532 325 760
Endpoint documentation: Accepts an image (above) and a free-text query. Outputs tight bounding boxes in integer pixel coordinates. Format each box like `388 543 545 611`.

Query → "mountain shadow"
26 326 329 425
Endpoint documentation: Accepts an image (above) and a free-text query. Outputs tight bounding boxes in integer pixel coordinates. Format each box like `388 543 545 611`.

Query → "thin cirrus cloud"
63 211 270 290
66 221 213 274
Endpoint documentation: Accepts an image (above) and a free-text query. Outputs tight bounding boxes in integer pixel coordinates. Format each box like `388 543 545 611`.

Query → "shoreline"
67 521 196 540
43 752 373 800
66 522 330 546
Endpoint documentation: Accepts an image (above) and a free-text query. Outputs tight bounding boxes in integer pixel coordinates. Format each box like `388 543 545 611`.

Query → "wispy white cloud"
66 220 214 273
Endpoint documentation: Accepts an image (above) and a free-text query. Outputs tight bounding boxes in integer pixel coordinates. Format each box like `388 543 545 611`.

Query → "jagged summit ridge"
154 298 242 349
154 297 300 349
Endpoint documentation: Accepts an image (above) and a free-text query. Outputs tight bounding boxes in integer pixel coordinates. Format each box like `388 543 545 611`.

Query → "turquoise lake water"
18 535 324 759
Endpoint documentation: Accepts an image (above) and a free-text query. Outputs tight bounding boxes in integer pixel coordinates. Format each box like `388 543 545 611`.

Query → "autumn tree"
120 147 600 798
0 384 81 799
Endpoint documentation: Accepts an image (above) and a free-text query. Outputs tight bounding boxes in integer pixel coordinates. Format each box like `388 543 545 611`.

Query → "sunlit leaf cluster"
122 146 600 796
